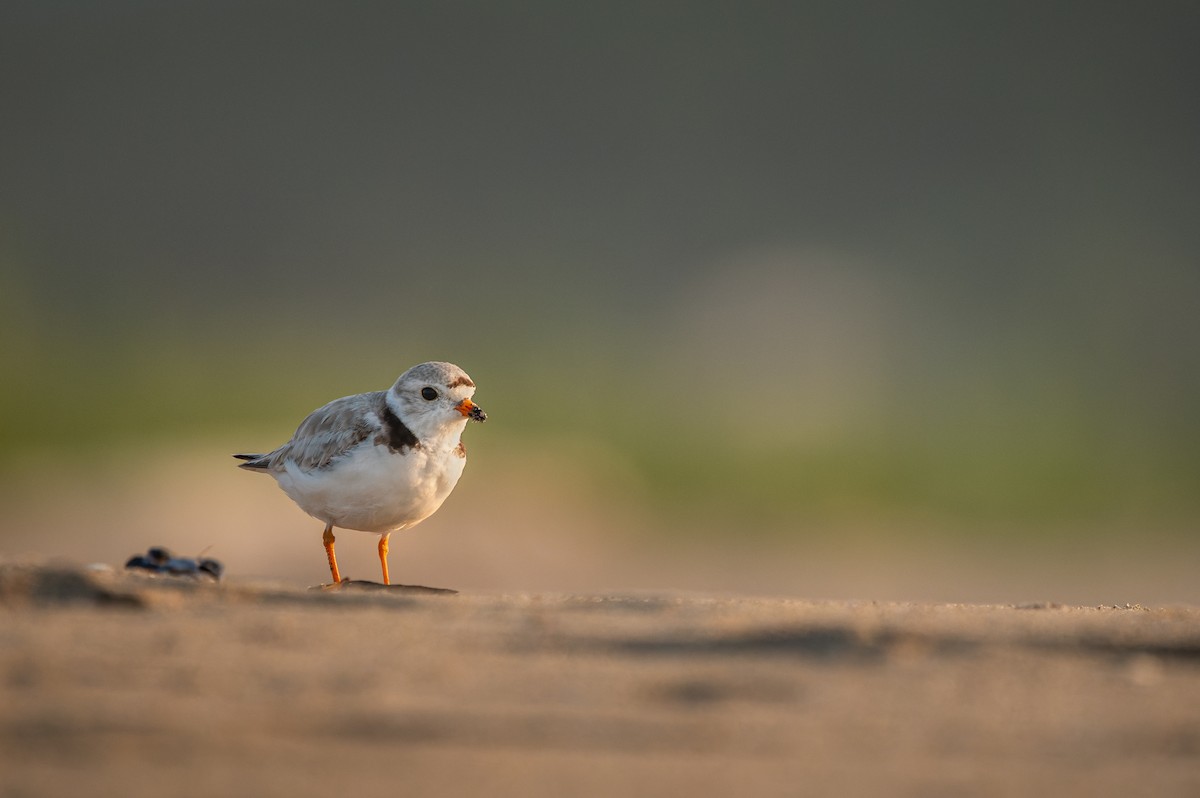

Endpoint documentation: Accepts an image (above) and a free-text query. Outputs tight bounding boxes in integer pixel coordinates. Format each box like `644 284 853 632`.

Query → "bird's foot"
308 579 457 595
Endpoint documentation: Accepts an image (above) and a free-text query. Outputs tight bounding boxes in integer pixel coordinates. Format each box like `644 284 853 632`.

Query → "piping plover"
234 361 486 585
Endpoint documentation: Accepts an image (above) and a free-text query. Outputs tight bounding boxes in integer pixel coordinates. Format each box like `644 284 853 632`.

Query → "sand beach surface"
1 560 1198 798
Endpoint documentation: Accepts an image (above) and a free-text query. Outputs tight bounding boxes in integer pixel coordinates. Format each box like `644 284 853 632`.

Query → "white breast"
272 441 467 533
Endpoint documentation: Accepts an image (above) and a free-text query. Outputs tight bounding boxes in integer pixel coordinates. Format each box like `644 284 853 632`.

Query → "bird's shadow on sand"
309 580 458 595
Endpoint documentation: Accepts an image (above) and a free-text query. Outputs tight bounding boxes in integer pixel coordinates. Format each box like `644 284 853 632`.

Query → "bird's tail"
233 453 269 471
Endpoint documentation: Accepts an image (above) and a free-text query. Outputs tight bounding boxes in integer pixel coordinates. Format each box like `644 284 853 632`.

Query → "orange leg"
378 533 391 585
322 524 341 583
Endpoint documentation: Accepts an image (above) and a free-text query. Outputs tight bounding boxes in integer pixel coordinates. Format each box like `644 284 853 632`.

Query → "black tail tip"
233 453 267 470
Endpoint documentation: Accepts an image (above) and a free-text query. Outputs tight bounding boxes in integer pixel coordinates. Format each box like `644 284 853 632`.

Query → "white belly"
272 441 466 533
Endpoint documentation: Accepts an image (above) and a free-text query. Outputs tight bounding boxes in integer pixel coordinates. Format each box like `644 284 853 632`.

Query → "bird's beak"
455 398 487 422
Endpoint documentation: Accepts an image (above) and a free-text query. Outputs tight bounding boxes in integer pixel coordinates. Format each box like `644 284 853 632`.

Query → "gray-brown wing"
255 391 387 473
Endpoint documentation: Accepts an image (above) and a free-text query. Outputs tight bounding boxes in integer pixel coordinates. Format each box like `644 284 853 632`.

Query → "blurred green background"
2 1 1197 557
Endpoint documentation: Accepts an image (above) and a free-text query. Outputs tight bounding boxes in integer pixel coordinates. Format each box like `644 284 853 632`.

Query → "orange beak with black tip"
455 398 487 422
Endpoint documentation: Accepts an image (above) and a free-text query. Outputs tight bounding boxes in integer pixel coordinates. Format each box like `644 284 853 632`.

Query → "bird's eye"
421 387 438 401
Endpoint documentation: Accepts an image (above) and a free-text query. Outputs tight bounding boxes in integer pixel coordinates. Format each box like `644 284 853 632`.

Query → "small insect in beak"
455 398 487 422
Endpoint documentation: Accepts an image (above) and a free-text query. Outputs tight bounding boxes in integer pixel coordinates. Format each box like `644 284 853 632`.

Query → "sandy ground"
3 446 1199 795
1 561 1198 798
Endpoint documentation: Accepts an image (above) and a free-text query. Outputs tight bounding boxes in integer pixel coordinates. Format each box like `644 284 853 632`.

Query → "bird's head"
389 361 486 443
